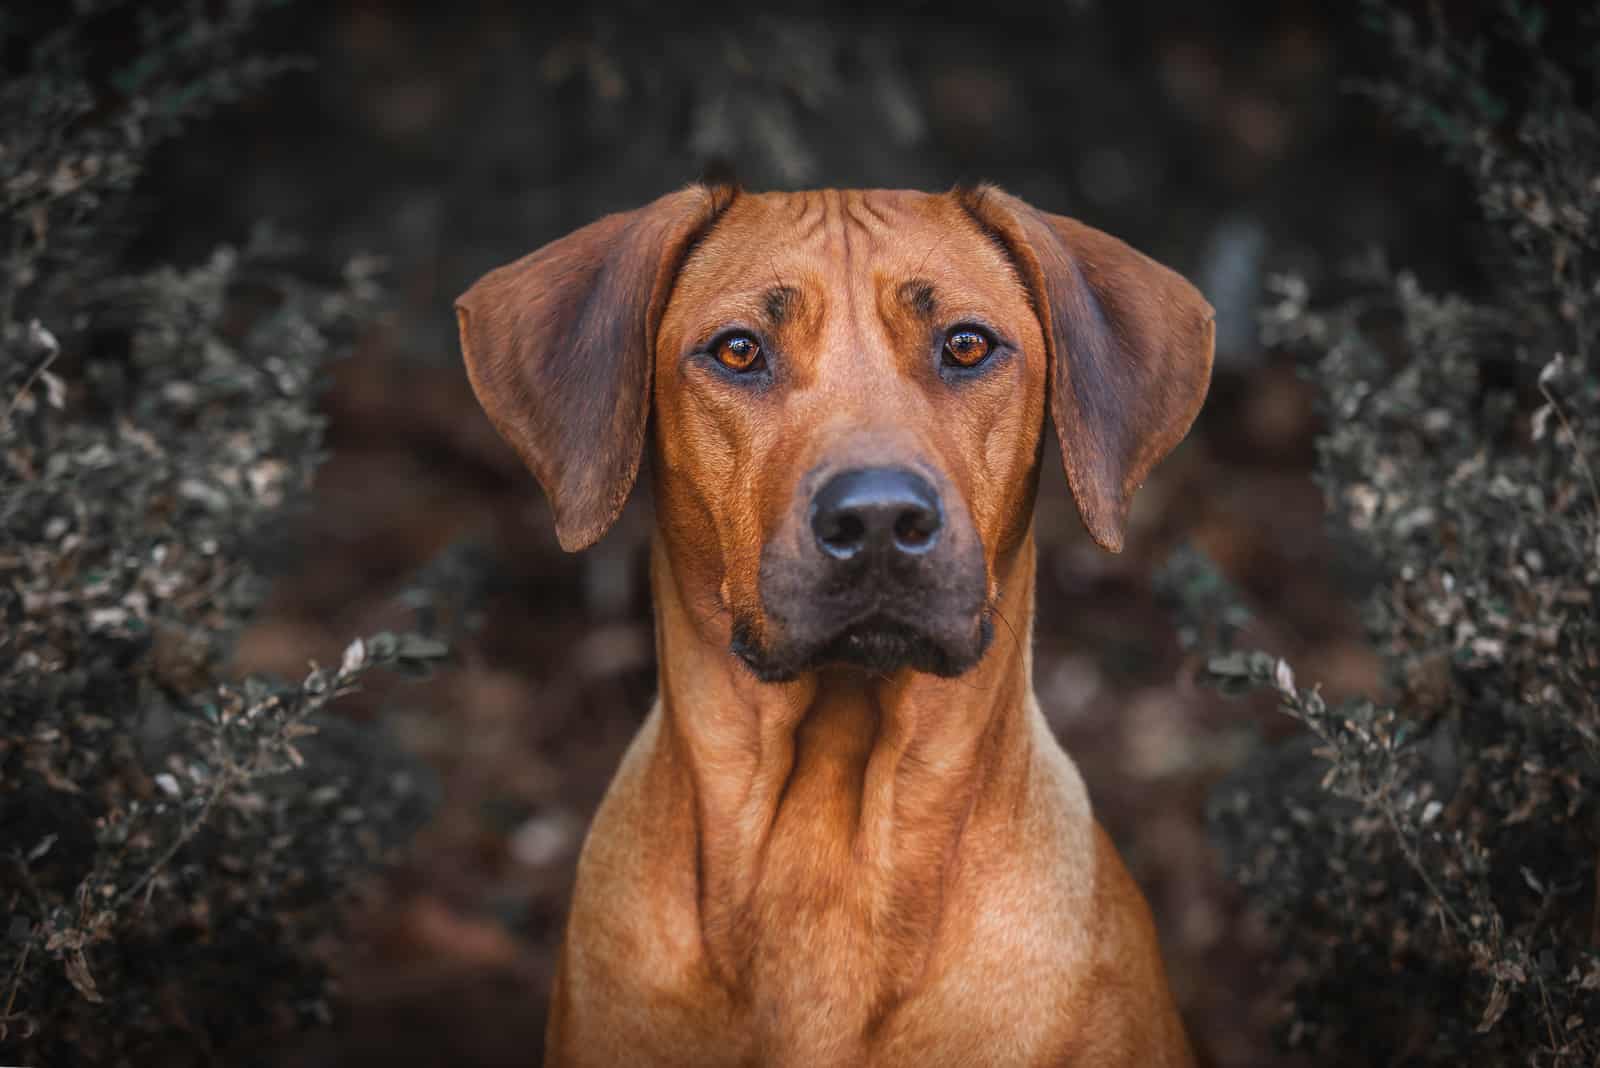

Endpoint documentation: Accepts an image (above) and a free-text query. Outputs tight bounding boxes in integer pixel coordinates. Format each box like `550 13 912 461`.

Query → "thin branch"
1538 375 1600 526
0 940 31 1040
113 770 237 910
3 344 59 425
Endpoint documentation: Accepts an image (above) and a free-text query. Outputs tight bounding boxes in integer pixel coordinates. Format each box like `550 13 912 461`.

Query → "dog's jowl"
457 186 1213 1067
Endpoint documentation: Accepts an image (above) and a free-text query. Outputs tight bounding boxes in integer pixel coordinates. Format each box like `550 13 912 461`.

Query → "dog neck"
648 533 1044 1022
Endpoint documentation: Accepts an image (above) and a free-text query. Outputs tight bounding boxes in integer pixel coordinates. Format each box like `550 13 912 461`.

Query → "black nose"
810 468 943 561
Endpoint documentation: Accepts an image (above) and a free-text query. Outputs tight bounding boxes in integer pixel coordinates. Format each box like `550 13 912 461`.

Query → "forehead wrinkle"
853 192 890 228
845 193 928 367
795 191 826 242
843 192 892 247
824 190 871 364
668 199 823 334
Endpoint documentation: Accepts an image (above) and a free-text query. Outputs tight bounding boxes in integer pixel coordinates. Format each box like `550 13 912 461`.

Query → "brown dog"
457 185 1213 1067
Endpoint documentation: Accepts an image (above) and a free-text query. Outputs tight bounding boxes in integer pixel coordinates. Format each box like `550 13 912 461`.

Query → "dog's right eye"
714 333 765 373
942 327 994 369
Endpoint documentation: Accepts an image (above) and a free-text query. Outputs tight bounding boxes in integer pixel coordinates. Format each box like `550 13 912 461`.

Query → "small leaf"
1207 652 1253 677
64 949 103 1003
1274 658 1296 696
40 369 66 409
394 634 449 661
1538 353 1565 387
26 833 57 862
365 631 398 660
1531 403 1552 441
339 637 366 676
26 318 60 356
1477 980 1510 1033
1216 675 1258 698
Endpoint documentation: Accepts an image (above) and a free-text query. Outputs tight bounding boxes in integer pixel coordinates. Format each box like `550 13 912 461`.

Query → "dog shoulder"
564 714 699 984
553 706 747 1066
1051 825 1196 1067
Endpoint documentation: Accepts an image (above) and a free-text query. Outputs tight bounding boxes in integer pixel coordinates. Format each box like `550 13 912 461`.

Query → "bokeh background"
123 3 1488 1064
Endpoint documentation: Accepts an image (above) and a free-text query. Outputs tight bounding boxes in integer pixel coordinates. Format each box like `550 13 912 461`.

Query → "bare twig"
1538 375 1600 526
0 940 31 1041
113 771 237 910
3 343 59 425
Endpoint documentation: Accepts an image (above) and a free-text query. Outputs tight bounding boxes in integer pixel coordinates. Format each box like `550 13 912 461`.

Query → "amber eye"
714 333 764 373
943 328 994 368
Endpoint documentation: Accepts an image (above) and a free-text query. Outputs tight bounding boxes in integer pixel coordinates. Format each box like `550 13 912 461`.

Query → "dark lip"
819 615 932 660
731 612 992 683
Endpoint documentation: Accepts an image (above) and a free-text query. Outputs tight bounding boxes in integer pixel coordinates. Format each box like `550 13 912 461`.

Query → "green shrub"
1168 2 1600 1064
1 4 441 1062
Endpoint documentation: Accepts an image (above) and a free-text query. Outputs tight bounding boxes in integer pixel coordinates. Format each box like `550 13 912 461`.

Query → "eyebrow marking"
897 278 937 318
764 284 800 325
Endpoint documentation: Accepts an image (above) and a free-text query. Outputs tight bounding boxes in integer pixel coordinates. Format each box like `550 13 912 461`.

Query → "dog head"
457 186 1213 682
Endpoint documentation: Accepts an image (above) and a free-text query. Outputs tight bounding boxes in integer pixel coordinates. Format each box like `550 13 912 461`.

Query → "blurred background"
117 2 1488 1064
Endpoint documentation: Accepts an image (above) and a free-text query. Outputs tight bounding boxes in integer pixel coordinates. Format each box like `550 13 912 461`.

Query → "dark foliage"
1168 2 1600 1063
0 3 441 1063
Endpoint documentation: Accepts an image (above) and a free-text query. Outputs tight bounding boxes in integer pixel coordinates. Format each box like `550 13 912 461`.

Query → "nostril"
819 512 867 557
893 507 940 553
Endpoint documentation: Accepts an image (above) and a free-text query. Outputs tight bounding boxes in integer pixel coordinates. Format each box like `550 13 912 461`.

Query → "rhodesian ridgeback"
457 185 1214 1066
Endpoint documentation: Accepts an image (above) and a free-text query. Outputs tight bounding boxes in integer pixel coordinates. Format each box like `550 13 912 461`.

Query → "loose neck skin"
648 532 1043 1010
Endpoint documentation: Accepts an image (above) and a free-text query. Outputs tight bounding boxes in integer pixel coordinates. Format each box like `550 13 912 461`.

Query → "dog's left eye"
714 333 764 373
942 328 994 368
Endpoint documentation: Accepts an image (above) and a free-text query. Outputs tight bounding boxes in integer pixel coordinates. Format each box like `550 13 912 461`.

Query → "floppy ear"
961 186 1214 553
456 185 734 551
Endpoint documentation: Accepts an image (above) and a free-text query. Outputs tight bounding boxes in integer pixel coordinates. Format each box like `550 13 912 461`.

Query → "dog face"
650 191 1044 680
456 185 1213 682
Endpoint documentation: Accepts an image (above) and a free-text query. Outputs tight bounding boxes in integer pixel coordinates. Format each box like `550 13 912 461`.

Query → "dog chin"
730 614 993 684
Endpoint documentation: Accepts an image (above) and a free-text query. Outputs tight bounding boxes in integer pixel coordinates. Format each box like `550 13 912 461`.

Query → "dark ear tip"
555 529 599 553
550 481 633 552
552 510 605 553
1085 520 1126 554
1071 480 1131 553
